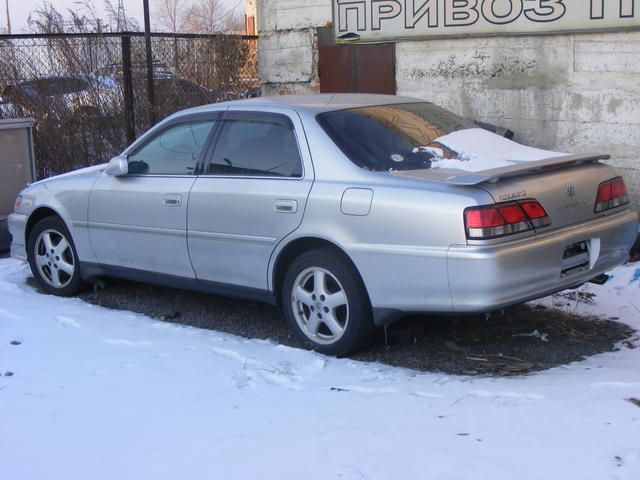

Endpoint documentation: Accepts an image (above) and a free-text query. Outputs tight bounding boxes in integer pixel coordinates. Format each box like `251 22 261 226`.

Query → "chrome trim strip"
123 174 305 181
188 230 276 245
350 243 449 257
88 221 184 237
123 174 197 178
196 175 305 181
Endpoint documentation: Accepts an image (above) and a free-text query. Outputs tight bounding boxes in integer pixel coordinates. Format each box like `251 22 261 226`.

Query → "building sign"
334 0 640 42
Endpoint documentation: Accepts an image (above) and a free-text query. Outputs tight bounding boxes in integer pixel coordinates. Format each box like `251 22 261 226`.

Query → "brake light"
595 177 629 212
464 200 551 240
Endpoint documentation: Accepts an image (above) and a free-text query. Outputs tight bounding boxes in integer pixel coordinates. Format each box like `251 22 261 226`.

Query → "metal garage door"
318 43 396 95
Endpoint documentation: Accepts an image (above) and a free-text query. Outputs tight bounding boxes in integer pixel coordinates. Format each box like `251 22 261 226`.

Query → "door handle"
163 194 182 207
274 199 297 213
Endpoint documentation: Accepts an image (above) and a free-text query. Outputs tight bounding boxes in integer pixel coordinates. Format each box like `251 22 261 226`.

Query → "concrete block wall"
257 0 640 207
258 0 331 95
397 32 640 208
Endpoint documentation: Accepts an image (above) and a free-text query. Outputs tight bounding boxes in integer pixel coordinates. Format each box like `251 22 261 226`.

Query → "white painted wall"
258 0 640 207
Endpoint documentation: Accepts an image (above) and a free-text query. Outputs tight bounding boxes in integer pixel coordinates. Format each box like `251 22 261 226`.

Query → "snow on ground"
1 257 639 480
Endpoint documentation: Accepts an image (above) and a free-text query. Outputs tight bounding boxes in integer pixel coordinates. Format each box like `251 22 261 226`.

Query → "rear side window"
207 113 302 177
316 102 476 172
128 120 215 175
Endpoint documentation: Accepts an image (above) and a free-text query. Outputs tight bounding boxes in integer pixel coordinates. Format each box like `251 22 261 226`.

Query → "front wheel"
27 216 85 296
282 247 376 356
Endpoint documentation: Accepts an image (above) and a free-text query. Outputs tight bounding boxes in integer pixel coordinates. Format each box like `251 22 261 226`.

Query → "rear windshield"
316 102 476 171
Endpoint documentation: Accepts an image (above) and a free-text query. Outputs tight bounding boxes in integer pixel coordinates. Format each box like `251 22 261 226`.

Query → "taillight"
519 200 552 228
595 177 629 212
464 200 551 240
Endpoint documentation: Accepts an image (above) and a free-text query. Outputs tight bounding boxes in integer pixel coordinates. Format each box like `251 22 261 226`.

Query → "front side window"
316 102 477 172
208 114 302 177
128 120 215 175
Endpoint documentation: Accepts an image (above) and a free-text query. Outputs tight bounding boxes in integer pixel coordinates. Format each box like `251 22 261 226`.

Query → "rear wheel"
282 247 376 356
27 216 85 296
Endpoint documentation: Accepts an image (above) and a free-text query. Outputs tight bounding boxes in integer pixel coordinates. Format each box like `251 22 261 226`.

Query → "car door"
88 114 219 278
187 108 314 291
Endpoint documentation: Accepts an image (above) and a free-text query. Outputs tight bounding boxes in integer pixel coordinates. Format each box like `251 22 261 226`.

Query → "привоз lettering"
337 0 637 32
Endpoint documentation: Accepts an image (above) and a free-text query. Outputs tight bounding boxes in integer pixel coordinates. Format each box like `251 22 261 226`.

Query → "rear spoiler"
444 153 610 186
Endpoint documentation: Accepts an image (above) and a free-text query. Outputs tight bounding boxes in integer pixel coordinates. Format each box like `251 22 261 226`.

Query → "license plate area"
561 240 590 277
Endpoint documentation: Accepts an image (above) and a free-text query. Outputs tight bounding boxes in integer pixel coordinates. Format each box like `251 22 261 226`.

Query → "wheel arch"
25 206 87 296
271 236 370 306
25 206 65 244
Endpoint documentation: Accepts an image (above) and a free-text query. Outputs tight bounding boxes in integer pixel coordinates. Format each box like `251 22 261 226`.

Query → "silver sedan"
8 94 638 355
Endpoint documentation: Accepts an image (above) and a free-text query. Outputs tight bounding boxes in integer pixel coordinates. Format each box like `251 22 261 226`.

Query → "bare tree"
27 2 68 33
27 1 139 33
155 0 189 33
155 0 245 34
225 10 246 33
182 0 224 33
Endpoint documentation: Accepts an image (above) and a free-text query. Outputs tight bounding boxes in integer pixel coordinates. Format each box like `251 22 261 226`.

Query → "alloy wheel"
291 267 350 345
34 229 76 289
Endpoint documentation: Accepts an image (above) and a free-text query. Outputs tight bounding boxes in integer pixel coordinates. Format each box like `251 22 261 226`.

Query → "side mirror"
105 155 128 176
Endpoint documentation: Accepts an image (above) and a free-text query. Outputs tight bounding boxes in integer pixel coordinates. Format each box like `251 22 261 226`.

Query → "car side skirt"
80 262 277 306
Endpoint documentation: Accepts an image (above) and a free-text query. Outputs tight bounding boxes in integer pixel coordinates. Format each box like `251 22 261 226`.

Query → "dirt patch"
41 276 636 377
357 305 635 375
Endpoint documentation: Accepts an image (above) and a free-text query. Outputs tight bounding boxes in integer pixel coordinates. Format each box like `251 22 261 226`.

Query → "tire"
27 216 85 296
282 247 377 356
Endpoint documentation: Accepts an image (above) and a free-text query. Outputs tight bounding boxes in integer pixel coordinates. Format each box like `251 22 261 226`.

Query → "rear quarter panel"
286 110 494 312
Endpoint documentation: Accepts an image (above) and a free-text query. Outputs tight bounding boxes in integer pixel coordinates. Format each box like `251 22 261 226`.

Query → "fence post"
120 34 136 145
143 0 156 125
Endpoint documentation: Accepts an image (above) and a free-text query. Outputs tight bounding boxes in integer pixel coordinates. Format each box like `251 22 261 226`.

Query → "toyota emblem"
565 185 576 197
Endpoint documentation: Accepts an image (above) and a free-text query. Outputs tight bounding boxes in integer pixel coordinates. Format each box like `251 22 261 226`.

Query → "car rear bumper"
447 209 638 312
8 212 28 261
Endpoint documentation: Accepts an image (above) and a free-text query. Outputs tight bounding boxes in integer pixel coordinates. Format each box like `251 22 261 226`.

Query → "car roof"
181 93 425 115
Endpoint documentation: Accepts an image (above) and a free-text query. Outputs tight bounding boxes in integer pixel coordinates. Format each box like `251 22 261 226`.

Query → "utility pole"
4 0 11 34
143 0 156 125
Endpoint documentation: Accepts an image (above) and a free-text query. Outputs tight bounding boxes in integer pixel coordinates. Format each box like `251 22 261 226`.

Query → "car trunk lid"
392 154 624 231
474 158 619 231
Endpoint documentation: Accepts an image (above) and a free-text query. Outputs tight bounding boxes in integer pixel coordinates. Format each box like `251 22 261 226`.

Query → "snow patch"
428 128 565 172
1 257 639 479
0 307 23 321
512 329 549 342
55 315 80 328
469 390 546 401
103 339 152 347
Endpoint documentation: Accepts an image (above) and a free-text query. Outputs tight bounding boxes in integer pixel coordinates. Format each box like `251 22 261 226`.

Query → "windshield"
316 102 477 171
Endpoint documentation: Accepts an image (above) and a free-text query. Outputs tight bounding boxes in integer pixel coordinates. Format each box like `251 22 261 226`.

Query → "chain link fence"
0 32 259 179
